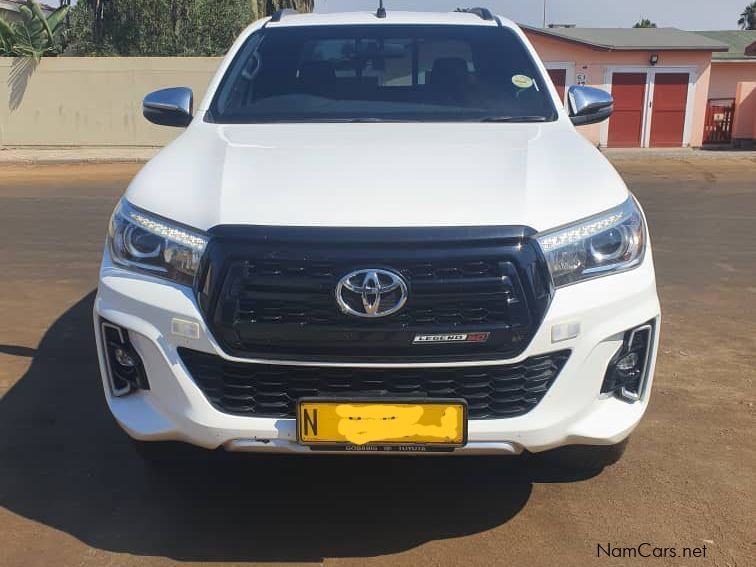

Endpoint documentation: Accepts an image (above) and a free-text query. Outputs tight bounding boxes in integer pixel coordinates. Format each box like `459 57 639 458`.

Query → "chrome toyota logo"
335 269 408 318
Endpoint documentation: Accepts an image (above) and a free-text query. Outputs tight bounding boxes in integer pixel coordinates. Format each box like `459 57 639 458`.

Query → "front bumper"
94 250 660 455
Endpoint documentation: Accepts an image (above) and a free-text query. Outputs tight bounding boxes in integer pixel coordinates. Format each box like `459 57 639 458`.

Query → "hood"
126 121 628 233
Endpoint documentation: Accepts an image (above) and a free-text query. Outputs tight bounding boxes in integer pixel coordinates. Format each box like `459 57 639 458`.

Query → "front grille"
179 348 570 420
233 258 522 327
197 226 552 362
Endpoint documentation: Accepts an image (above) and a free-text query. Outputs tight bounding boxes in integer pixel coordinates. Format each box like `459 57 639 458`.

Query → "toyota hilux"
94 8 660 469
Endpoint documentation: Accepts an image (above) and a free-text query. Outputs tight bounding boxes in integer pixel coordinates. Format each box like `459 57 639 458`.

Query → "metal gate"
704 99 735 144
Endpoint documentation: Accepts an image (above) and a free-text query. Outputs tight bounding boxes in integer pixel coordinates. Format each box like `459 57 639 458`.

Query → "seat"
298 61 336 95
427 57 471 103
428 57 470 89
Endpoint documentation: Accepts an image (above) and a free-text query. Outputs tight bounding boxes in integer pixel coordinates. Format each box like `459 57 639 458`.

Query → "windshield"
207 24 557 123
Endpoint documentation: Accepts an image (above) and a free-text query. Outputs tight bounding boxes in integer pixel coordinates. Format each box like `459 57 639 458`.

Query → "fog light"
601 321 655 402
616 351 639 372
114 347 137 368
100 320 149 396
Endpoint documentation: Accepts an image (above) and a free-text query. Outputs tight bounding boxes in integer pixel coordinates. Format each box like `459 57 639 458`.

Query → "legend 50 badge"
413 332 490 344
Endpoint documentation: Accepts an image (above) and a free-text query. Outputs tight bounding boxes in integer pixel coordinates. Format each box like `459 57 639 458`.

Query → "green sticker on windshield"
512 74 534 89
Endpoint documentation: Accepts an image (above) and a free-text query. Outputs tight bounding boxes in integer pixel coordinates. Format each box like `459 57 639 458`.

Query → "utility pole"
542 0 547 28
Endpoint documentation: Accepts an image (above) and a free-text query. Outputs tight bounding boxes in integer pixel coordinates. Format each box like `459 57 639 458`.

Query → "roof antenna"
376 0 387 18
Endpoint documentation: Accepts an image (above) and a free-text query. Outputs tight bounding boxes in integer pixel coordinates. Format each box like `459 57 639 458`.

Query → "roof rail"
270 8 297 22
455 7 495 21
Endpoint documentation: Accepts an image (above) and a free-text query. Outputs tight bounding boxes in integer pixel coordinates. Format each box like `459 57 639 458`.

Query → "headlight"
108 200 208 286
536 196 646 288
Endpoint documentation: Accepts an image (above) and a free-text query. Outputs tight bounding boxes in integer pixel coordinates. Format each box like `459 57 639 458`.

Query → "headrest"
429 57 469 87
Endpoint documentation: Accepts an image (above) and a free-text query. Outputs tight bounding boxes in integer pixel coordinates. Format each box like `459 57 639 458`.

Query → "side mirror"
568 85 613 126
143 87 193 127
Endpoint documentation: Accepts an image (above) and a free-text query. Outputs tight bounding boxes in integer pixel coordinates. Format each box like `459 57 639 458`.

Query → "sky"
314 0 750 31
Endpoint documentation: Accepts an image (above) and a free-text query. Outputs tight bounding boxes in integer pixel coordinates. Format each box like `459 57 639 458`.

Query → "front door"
649 73 690 147
607 73 647 147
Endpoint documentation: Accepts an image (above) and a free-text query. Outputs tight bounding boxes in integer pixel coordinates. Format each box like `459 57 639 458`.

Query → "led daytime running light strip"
538 212 625 252
128 210 207 251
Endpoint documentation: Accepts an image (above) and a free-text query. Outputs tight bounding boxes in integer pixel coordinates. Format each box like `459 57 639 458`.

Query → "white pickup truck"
94 8 660 470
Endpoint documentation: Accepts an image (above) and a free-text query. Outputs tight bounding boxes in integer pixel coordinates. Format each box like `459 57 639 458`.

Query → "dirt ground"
0 155 754 567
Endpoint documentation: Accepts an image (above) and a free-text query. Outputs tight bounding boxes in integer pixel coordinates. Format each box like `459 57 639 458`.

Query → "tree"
739 1 756 29
633 18 657 28
253 1 314 18
66 0 314 56
0 0 69 60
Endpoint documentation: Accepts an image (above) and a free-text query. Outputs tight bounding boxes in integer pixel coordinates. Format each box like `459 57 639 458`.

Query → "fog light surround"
602 321 655 402
100 320 149 396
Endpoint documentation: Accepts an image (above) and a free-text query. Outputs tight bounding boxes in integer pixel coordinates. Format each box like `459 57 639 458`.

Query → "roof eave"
522 25 730 53
522 25 615 50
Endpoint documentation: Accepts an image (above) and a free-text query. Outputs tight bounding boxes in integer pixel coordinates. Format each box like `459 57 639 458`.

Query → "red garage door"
649 73 689 147
547 68 566 103
608 73 647 147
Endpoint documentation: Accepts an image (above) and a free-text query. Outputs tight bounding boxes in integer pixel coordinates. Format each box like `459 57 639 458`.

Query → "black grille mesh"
179 348 570 420
233 258 519 327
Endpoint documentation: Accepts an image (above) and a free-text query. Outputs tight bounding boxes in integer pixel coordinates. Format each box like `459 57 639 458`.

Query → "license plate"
297 399 467 450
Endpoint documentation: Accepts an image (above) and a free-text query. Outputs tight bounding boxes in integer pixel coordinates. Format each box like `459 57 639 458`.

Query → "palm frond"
28 0 54 44
46 5 70 33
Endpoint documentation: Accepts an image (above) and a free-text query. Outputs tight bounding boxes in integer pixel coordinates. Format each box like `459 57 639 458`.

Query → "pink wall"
708 62 756 100
525 31 714 147
733 81 756 139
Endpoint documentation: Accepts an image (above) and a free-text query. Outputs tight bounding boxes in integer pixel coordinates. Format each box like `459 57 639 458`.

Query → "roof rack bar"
456 7 495 21
270 8 297 23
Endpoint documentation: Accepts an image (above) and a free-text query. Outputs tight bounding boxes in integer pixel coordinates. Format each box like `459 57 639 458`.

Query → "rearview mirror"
143 87 193 127
568 85 613 126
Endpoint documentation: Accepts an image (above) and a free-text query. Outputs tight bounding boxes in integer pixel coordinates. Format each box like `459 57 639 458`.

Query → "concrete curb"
601 148 756 160
0 148 160 165
0 147 753 165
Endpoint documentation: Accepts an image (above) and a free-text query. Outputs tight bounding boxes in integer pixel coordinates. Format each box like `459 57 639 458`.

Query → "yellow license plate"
297 399 467 448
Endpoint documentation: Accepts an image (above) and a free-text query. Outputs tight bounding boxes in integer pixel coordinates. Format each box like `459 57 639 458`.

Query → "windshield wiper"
277 118 405 123
478 115 549 123
333 117 405 123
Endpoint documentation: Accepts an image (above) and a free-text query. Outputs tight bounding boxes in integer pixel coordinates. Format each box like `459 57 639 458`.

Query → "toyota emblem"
335 269 408 318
